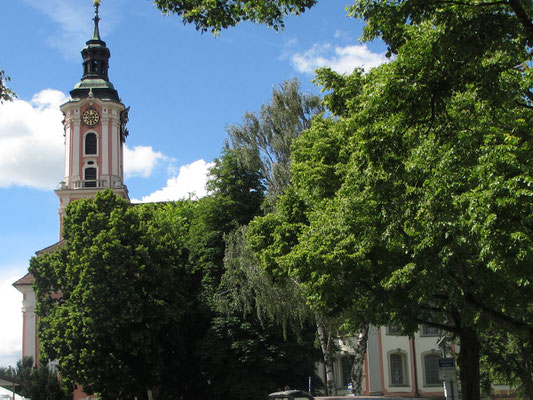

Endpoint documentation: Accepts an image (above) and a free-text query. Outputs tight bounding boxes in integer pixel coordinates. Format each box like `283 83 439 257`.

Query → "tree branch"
414 317 461 334
463 292 532 332
434 0 508 6
508 0 533 44
516 101 533 110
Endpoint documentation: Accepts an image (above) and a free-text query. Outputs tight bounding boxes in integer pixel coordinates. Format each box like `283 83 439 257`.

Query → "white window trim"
387 350 410 387
84 131 99 157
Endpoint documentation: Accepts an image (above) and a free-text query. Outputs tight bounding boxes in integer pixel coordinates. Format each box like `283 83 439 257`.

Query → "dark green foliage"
31 151 319 399
480 327 533 398
0 357 71 400
197 316 321 400
190 145 321 399
188 145 264 294
31 190 201 399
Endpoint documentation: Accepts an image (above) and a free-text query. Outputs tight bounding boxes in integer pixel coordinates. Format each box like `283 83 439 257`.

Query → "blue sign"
439 358 455 368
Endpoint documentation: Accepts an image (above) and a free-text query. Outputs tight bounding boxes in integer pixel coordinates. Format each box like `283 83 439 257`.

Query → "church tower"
55 0 129 234
14 1 130 372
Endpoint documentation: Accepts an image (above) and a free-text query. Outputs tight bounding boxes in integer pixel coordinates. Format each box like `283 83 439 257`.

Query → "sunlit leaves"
153 0 317 34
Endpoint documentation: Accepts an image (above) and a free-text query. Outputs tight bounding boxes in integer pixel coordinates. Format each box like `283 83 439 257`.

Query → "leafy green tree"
197 315 321 400
222 81 348 394
188 145 322 398
187 144 264 295
30 190 200 399
153 0 317 33
227 78 324 203
480 326 533 399
0 357 71 400
249 2 532 400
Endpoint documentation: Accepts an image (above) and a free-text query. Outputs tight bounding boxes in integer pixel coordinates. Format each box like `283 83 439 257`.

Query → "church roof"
35 239 65 255
13 240 65 287
12 272 34 287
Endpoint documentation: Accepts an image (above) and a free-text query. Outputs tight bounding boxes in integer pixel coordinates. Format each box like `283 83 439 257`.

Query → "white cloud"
124 145 166 178
0 90 67 190
0 270 24 368
134 159 214 203
0 90 164 190
291 42 388 75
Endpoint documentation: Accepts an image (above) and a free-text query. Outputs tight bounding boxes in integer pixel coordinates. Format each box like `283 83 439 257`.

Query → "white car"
268 389 315 400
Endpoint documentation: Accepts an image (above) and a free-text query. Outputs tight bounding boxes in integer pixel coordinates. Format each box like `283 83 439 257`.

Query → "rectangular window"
387 323 402 335
421 325 439 336
390 353 405 385
424 354 440 385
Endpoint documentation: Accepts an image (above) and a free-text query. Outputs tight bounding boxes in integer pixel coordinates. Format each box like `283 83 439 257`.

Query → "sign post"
439 358 459 400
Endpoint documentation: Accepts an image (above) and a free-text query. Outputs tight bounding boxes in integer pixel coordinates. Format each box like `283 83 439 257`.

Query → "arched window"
423 353 440 386
84 167 97 187
389 352 407 385
85 132 97 155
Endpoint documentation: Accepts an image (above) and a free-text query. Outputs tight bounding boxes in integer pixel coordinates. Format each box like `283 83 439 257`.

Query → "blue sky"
0 0 387 367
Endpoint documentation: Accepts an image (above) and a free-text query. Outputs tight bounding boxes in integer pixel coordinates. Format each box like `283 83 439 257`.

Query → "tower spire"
92 0 102 41
70 0 119 101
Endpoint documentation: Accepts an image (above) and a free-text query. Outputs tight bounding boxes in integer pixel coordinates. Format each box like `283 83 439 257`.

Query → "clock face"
82 109 100 126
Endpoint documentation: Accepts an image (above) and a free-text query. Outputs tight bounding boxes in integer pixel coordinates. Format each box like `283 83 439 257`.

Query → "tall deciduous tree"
249 2 532 400
187 144 264 295
189 146 321 398
227 78 324 203
31 190 200 399
224 80 349 394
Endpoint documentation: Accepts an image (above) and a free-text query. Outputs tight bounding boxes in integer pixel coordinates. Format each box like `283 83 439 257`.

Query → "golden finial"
92 0 102 40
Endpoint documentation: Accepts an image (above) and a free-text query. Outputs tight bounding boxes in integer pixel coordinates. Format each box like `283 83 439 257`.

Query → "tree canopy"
0 357 70 400
30 191 200 399
227 78 324 202
248 1 532 399
31 152 320 399
153 0 317 33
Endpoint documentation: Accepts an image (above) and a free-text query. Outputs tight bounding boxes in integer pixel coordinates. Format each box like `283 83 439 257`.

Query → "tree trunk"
457 327 481 400
345 323 369 395
316 315 337 396
519 343 533 400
